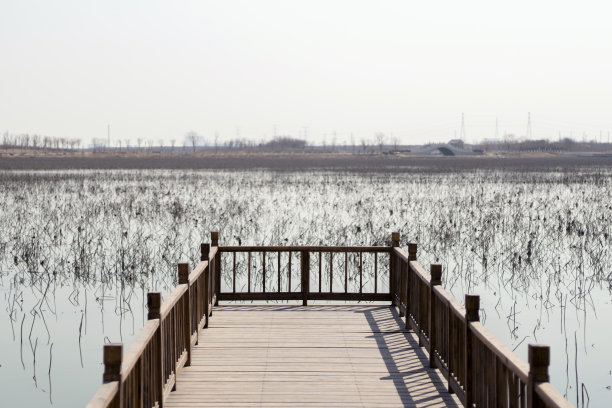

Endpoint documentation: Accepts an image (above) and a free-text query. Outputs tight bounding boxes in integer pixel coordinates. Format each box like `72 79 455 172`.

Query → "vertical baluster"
359 252 363 294
288 252 292 292
248 251 251 293
344 252 348 294
232 252 236 293
277 251 281 293
262 250 266 293
329 252 333 292
318 251 322 292
374 252 378 293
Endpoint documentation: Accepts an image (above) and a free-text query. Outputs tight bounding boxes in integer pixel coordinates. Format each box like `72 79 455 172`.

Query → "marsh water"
0 168 610 407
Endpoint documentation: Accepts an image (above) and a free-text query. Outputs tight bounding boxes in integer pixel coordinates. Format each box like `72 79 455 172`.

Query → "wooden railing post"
528 344 550 408
404 243 417 322
148 292 163 407
301 250 310 306
201 243 210 325
178 263 191 367
464 294 480 408
390 232 399 308
429 264 442 368
211 232 220 306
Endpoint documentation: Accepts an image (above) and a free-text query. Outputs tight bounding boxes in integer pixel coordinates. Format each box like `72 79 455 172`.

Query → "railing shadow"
361 306 460 407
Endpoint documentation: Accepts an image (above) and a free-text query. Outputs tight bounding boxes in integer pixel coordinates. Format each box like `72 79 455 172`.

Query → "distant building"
448 139 465 148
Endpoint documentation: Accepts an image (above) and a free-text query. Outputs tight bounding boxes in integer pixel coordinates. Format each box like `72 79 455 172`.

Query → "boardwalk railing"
86 243 218 408
86 231 572 408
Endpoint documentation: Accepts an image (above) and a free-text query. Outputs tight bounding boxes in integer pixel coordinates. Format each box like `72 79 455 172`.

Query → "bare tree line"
2 132 82 151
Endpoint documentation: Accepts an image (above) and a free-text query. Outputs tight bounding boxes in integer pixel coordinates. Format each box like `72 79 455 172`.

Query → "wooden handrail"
160 285 188 319
219 245 391 252
85 382 119 408
535 383 575 408
470 321 530 383
120 320 160 379
188 260 207 285
85 231 571 408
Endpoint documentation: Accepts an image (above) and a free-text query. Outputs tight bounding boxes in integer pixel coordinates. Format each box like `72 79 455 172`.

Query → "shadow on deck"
164 304 460 407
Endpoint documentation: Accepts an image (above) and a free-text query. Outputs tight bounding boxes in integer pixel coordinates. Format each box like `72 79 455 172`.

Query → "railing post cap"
408 243 418 260
391 232 400 247
178 262 190 284
528 344 550 366
103 343 123 360
201 243 210 260
147 292 162 319
430 264 442 285
211 231 219 246
465 294 480 322
147 291 162 304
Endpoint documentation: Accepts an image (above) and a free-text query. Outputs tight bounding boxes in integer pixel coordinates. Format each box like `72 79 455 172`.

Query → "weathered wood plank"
164 305 460 408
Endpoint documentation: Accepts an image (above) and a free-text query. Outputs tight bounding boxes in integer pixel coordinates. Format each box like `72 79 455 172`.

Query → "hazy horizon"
2 1 611 146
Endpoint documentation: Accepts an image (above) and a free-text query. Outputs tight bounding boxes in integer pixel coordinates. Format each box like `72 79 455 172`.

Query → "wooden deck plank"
164 304 460 408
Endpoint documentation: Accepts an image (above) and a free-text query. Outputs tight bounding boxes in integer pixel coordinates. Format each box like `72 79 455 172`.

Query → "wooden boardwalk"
165 304 460 408
86 235 572 408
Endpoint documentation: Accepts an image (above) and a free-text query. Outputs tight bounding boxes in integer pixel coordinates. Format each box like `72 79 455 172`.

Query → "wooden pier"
86 232 572 408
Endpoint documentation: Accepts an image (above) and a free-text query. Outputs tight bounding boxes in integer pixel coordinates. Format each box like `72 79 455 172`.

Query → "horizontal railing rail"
86 231 572 408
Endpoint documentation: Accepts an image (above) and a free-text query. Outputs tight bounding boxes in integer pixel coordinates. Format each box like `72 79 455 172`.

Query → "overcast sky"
1 1 611 146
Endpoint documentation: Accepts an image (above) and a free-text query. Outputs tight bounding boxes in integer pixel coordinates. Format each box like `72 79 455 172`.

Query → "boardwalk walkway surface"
165 304 460 408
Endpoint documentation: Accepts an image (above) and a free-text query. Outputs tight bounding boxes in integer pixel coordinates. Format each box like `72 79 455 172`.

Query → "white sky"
1 1 612 146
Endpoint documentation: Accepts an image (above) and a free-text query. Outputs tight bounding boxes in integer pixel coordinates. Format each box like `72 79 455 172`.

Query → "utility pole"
460 113 466 141
303 126 308 141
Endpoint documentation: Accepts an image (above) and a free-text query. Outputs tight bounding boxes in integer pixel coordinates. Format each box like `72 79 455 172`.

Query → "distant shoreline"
1 152 612 172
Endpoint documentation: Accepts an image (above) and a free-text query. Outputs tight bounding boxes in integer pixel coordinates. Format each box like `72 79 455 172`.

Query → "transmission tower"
526 112 532 139
495 117 499 139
